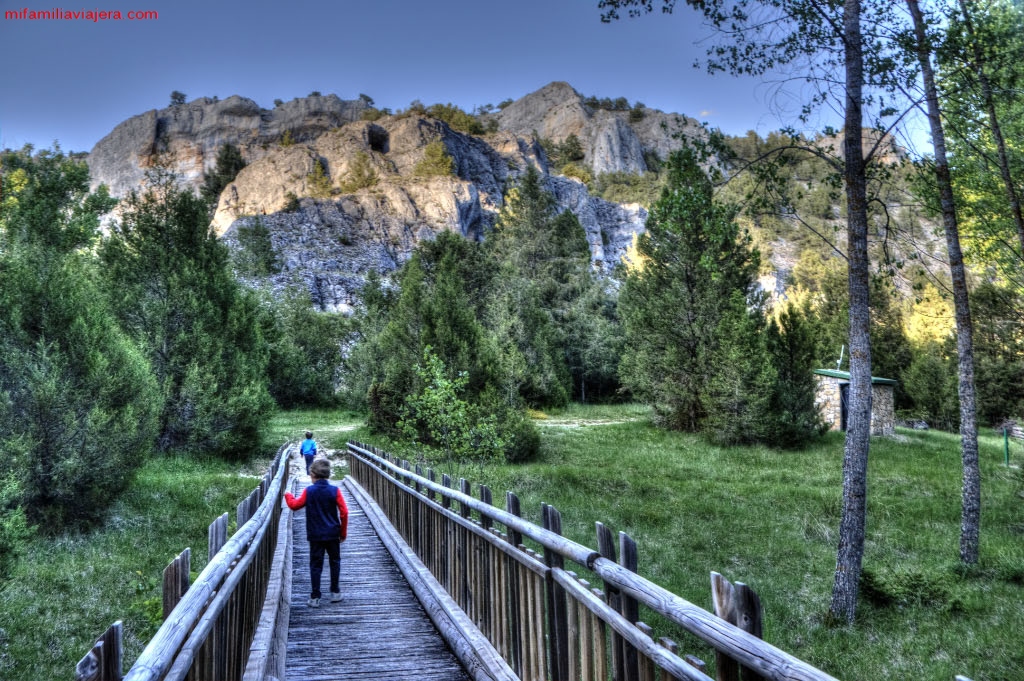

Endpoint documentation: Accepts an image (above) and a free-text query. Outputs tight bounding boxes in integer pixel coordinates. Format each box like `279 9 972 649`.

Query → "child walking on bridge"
285 458 349 607
299 431 318 476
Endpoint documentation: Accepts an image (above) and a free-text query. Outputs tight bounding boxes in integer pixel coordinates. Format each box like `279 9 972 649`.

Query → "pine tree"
485 165 613 404
355 232 539 461
414 140 455 178
0 147 160 533
261 287 347 408
99 170 273 458
201 143 247 209
619 149 764 432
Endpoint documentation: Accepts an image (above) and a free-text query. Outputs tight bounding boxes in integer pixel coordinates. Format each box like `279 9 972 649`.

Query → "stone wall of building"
871 384 895 436
813 374 895 436
814 374 844 430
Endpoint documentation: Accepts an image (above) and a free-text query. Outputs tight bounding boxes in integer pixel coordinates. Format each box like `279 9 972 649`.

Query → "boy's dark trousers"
309 539 341 599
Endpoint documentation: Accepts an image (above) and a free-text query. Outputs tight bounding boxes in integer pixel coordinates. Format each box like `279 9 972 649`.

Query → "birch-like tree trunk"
829 0 873 624
907 0 982 564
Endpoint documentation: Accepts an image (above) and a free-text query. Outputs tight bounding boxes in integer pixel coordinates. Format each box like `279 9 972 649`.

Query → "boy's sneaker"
329 592 343 603
307 598 320 608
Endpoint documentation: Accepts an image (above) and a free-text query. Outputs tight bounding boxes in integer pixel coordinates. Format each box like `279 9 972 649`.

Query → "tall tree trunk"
956 0 1024 259
907 0 982 564
829 0 873 624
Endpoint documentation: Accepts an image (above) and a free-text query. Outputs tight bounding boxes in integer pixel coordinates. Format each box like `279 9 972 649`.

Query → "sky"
0 0 813 154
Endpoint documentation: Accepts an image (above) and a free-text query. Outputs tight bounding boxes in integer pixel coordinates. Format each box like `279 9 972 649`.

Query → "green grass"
0 456 258 680
2 405 1020 680
259 407 366 454
471 409 1024 681
355 403 1023 681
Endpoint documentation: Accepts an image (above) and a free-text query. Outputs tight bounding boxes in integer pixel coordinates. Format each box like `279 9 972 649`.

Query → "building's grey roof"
813 369 898 386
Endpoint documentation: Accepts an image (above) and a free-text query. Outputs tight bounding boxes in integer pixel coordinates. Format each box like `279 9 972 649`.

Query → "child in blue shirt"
300 431 317 475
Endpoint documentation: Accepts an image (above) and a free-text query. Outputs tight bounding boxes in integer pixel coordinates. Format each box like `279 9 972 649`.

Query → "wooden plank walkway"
285 475 472 681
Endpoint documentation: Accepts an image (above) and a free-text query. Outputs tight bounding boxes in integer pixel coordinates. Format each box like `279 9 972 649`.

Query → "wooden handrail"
77 442 293 681
347 440 839 681
346 441 600 567
126 442 291 681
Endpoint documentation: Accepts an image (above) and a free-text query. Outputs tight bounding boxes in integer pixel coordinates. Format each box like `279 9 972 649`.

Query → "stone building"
813 369 897 436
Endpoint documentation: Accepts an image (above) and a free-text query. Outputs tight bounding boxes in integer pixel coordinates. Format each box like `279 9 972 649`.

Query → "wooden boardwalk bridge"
286 480 469 681
76 440 872 681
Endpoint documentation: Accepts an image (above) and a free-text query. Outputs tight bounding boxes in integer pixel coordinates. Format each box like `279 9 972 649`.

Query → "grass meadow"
1 405 1020 680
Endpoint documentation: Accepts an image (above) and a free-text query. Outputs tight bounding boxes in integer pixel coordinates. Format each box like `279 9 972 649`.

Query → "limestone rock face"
87 83 694 310
546 175 646 272
87 94 369 197
216 114 643 310
496 81 703 175
209 115 529 237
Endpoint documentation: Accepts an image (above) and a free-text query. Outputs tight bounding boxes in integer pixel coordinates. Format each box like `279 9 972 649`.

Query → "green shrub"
414 140 455 178
283 191 300 212
306 159 333 198
280 130 296 147
339 152 378 193
901 345 958 431
261 288 347 408
560 162 592 185
593 171 664 207
541 134 586 169
398 348 505 463
860 566 965 612
0 486 30 583
426 103 485 135
233 217 280 276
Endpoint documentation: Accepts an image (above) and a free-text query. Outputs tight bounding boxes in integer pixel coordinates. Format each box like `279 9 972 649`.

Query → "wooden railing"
76 443 293 681
347 441 839 681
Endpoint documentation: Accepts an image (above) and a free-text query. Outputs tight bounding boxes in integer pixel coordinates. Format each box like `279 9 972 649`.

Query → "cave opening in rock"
367 125 389 154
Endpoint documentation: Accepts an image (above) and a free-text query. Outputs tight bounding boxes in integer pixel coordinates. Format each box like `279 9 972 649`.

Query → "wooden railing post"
162 548 190 621
620 532 640 681
506 491 523 677
479 485 493 531
459 478 472 612
478 485 493 638
543 503 569 681
442 474 452 510
208 513 229 562
75 621 123 681
597 521 624 681
711 572 765 681
459 478 472 519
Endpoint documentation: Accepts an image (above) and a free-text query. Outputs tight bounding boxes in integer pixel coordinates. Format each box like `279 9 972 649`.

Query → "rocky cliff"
88 94 371 197
88 83 692 309
495 81 704 174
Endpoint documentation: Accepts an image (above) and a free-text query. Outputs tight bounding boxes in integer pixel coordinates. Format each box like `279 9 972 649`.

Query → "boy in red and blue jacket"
285 458 349 607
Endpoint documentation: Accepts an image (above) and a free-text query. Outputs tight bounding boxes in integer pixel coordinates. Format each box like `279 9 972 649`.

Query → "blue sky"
1 0 814 154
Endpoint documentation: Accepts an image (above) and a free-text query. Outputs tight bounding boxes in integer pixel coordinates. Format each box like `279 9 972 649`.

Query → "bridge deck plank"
285 476 471 681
